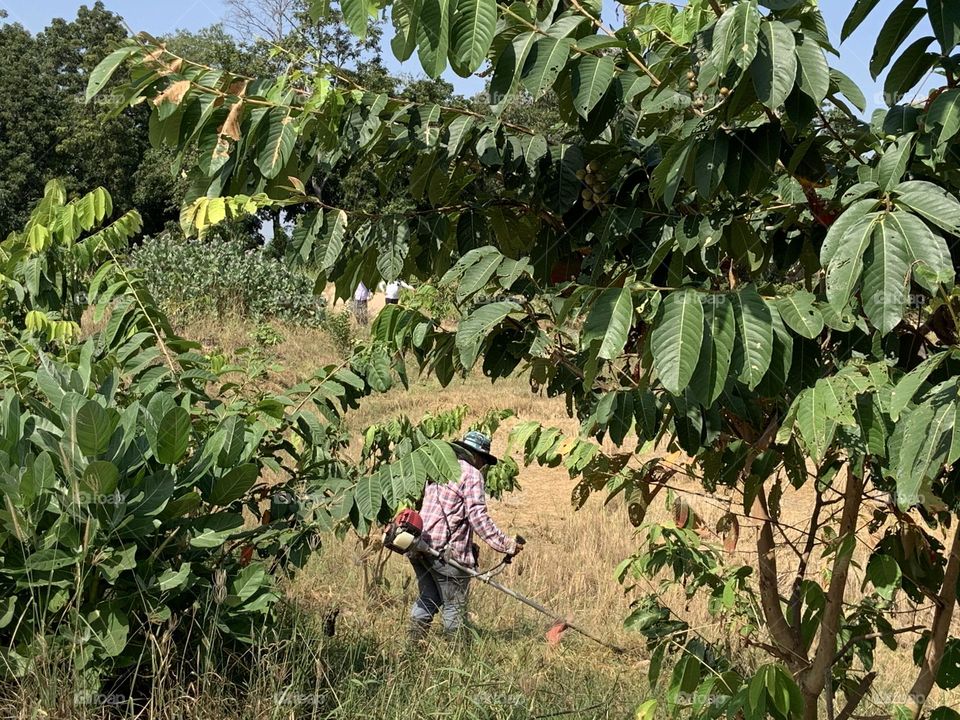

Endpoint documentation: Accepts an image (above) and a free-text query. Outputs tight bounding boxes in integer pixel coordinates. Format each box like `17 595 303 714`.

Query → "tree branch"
906 518 960 718
803 468 865 716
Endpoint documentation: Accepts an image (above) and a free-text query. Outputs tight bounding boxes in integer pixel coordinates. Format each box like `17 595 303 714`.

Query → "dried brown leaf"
153 80 190 107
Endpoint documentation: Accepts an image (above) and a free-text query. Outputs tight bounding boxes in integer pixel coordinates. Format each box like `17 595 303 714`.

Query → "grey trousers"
409 556 471 638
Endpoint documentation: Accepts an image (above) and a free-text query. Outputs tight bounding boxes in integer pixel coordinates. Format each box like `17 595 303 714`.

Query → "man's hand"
509 535 526 556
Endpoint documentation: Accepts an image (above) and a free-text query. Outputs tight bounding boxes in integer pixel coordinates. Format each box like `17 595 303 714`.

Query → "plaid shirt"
420 459 516 567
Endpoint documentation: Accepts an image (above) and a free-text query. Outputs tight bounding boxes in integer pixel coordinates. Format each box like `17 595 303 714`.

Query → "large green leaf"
456 301 522 368
926 89 960 148
751 21 797 109
583 287 635 361
883 37 937 104
820 199 880 267
734 285 774 391
651 290 704 396
256 111 297 179
886 210 955 291
342 0 372 39
355 474 383 520
85 46 138 102
825 213 878 313
895 399 955 508
417 0 451 78
869 0 926 79
795 34 830 105
893 180 960 236
862 215 911 335
889 352 948 421
689 294 736 406
153 406 191 465
841 0 884 41
391 0 422 60
209 464 258 506
75 400 116 457
877 134 915 191
694 135 729 199
929 0 960 54
521 37 574 99
450 0 498 77
776 290 823 339
712 1 761 72
794 380 842 463
571 56 616 119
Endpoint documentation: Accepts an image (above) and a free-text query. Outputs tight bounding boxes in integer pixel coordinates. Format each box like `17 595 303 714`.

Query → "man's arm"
462 465 517 554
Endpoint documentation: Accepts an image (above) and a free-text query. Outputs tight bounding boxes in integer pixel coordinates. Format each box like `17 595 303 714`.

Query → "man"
352 281 372 325
409 431 522 642
384 279 412 305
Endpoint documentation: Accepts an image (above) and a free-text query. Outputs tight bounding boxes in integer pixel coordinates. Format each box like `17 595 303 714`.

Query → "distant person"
385 279 412 305
408 431 523 643
352 281 372 325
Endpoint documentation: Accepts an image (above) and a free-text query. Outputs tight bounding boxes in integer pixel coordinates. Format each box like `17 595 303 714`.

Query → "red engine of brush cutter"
383 509 423 554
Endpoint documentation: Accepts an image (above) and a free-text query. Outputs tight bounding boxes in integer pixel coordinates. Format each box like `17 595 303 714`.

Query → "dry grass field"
167 305 960 718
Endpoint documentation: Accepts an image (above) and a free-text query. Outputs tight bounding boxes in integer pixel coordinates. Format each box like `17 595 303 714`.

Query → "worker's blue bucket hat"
452 430 498 466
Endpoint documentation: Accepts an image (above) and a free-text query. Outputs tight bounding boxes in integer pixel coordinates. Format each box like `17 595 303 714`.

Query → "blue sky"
0 1 935 112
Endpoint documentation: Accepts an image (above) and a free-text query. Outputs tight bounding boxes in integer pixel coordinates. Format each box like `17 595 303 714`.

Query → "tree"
92 0 960 718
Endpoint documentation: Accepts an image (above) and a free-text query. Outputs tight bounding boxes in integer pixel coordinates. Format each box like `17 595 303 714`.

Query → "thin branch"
803 469 866 708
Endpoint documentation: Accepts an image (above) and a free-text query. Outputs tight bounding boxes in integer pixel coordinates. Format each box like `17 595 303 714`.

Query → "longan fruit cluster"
575 160 609 210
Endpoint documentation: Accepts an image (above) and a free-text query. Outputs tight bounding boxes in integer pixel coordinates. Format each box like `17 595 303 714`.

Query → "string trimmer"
383 509 624 653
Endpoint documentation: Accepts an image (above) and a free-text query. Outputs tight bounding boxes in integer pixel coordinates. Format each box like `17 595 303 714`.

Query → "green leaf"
825 213 877 313
865 553 901 600
734 285 773 391
893 180 960 236
75 401 116 457
571 55 616 119
391 0 422 60
157 562 192 592
256 111 297 180
86 46 138 102
794 381 839 462
862 216 911 335
870 0 926 80
842 0 884 41
417 0 451 78
887 210 955 291
830 69 867 112
456 247 503 301
890 353 948 420
342 0 372 39
690 294 736 406
694 135 729 199
153 407 191 465
651 290 704 396
189 513 244 548
89 604 128 658
751 21 797 109
82 460 119 497
896 399 955 508
820 199 880 267
877 134 915 191
926 89 960 148
583 288 634 361
355 474 382 520
521 37 574 99
415 439 462 482
929 0 960 54
449 0 498 77
712 1 761 72
209 464 258 506
883 37 936 104
457 301 522 368
795 34 830 105
776 290 823 339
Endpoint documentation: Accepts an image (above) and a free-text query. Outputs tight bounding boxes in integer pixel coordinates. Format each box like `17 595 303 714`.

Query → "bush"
130 233 326 325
